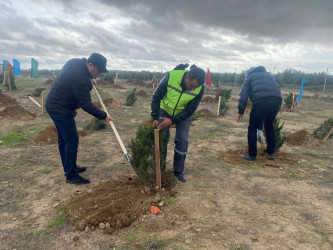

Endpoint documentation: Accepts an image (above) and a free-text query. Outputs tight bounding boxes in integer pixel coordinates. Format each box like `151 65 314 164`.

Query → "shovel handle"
92 84 128 155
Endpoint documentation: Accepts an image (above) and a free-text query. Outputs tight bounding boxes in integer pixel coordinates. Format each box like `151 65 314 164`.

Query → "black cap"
88 53 108 73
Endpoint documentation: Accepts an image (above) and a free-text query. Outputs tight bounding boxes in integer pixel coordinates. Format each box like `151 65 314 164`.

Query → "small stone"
99 223 105 229
94 205 98 209
153 196 160 203
105 222 110 228
85 227 90 232
141 190 144 194
161 188 165 191
151 243 158 248
0 140 3 145
154 186 160 190
158 200 165 207
75 219 87 231
144 187 150 193
87 189 93 194
195 228 202 233
91 226 95 230
53 203 59 208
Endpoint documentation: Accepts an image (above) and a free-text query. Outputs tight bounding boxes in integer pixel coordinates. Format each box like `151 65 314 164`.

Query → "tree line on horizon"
17 68 332 90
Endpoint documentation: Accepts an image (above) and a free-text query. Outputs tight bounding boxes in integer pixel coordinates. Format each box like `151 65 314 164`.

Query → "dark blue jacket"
238 66 282 115
45 58 107 119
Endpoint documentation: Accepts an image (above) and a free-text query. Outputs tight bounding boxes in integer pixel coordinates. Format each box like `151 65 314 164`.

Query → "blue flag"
297 76 307 101
13 59 21 76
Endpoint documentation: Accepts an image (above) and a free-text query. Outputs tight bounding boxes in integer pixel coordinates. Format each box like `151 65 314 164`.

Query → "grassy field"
0 76 332 249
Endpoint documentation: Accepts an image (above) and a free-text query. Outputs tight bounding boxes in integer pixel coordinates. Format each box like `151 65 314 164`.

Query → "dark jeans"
248 99 281 157
48 112 79 179
159 109 191 173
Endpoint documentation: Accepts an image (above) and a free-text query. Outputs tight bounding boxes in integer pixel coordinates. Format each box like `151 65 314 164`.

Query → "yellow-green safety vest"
160 70 202 117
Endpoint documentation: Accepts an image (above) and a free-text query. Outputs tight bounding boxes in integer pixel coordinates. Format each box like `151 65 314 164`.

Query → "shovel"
92 84 137 174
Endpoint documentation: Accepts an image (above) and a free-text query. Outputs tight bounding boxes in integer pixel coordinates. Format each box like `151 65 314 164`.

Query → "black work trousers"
248 98 282 157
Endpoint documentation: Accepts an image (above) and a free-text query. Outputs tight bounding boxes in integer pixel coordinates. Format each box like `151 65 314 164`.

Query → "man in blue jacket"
237 66 282 161
46 53 112 185
151 64 205 182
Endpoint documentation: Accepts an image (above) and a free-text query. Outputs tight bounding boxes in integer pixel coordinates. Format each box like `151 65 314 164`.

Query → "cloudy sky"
1 0 332 73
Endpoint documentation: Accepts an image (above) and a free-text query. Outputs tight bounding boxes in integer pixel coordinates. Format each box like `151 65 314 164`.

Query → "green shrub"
84 118 107 132
313 118 333 140
129 124 169 183
216 88 232 101
31 88 46 97
125 88 137 106
219 96 229 116
263 118 286 151
284 92 293 109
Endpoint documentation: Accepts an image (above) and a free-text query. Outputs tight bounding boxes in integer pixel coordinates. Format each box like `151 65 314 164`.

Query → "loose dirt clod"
34 126 86 144
195 108 216 117
200 96 218 103
286 129 319 146
63 177 173 233
136 90 149 97
0 105 36 119
93 98 115 109
0 93 18 106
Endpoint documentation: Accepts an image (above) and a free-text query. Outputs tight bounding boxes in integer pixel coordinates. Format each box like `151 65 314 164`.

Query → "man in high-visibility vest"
151 65 206 182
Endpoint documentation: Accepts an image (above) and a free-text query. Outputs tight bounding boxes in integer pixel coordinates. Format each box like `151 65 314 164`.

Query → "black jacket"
151 72 204 124
45 58 107 119
238 66 282 115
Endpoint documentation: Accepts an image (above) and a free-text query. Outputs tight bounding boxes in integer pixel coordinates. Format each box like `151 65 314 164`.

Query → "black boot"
66 175 90 185
174 171 187 182
77 166 87 173
241 155 256 162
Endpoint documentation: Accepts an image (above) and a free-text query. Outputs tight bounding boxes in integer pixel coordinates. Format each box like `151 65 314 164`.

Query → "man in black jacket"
151 64 205 182
237 66 282 161
46 53 112 185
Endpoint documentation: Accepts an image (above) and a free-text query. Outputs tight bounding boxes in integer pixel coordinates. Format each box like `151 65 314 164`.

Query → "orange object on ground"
150 206 161 215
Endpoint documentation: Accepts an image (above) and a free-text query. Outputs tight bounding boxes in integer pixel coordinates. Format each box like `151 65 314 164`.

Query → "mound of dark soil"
145 83 154 88
93 98 115 109
287 129 319 146
97 79 112 85
44 79 54 85
218 149 296 168
0 105 36 119
200 96 218 103
125 79 135 83
280 107 297 113
34 126 86 144
132 80 146 87
0 93 18 106
63 176 175 233
195 108 216 118
136 90 149 96
112 85 126 89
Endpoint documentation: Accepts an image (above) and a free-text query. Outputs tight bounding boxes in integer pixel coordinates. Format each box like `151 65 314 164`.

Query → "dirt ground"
1 77 333 249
